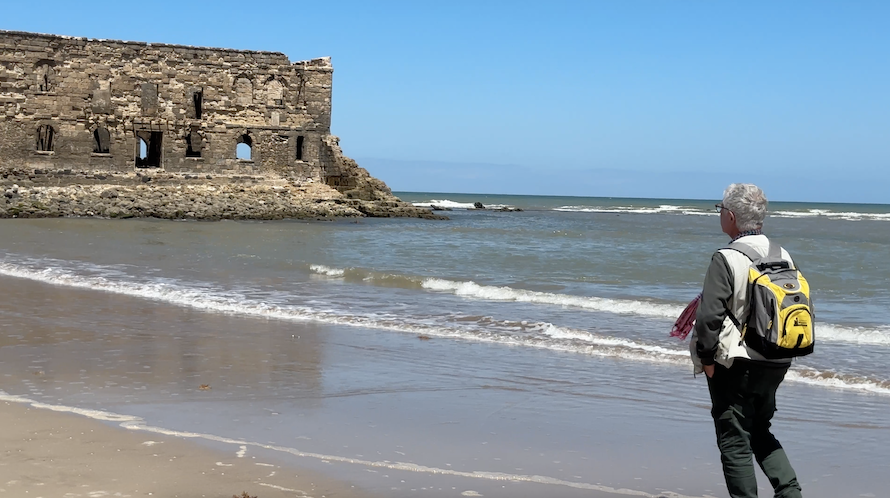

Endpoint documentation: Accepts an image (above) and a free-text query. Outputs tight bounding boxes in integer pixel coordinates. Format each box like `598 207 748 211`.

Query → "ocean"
1 192 888 497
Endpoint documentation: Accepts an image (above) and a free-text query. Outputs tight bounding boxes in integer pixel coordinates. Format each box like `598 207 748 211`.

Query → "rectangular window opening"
36 125 55 152
93 128 111 154
296 135 304 160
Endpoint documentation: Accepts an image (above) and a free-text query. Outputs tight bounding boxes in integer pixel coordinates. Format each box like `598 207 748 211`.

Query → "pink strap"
670 294 701 340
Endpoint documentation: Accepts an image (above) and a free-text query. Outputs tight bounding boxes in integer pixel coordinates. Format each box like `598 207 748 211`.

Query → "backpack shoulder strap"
723 241 760 263
766 241 783 261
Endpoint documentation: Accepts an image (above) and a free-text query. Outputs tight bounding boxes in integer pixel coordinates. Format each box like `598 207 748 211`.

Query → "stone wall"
0 30 335 179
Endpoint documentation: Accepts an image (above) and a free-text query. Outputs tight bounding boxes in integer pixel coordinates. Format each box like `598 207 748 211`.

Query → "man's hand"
703 364 715 378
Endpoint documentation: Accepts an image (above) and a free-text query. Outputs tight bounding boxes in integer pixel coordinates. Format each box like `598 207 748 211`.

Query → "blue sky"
3 1 888 202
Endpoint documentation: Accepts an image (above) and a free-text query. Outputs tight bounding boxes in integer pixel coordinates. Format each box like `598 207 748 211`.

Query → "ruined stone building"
0 30 360 188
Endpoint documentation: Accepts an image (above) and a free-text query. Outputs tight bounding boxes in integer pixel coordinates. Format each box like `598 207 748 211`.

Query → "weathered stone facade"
0 30 354 185
0 30 445 220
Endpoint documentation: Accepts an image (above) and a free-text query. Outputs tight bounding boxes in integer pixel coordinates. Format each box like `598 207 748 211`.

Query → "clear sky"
3 1 887 202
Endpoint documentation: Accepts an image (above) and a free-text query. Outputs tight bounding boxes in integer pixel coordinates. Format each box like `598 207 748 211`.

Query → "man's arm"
695 251 734 367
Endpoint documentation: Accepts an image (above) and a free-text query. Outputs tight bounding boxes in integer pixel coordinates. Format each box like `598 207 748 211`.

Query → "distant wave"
554 204 706 216
771 209 890 222
407 199 890 221
2 257 889 395
412 199 510 210
554 204 890 221
309 265 890 347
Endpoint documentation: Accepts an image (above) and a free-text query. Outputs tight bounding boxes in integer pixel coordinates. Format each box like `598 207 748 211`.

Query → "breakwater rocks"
0 169 444 221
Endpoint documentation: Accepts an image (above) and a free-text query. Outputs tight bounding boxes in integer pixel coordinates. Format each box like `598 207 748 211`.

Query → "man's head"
718 183 768 238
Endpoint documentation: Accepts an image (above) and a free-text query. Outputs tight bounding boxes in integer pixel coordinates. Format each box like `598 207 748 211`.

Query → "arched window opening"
93 127 111 154
296 135 304 160
186 131 203 158
134 130 163 168
36 125 55 151
236 134 253 160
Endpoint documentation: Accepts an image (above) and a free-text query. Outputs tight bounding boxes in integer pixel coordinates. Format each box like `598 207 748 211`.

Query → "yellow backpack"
726 241 815 359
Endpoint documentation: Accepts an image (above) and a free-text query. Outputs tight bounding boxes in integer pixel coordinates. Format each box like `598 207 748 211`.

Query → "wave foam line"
786 369 890 396
308 264 345 277
552 205 890 221
308 265 890 347
411 199 510 210
0 261 685 364
4 261 890 395
554 204 693 215
0 392 703 498
818 324 890 346
422 278 683 318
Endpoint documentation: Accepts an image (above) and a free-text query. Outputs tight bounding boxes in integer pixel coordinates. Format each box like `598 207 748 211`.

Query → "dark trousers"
707 360 802 498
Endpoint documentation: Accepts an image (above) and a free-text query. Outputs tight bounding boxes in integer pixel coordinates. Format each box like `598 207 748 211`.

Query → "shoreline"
0 399 375 498
1 168 446 220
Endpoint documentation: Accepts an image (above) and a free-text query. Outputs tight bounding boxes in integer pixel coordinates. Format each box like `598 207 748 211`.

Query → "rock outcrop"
0 168 444 220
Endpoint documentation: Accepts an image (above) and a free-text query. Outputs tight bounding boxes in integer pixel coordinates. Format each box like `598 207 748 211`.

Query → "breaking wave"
553 204 890 221
308 265 890 347
1 256 889 395
411 199 510 210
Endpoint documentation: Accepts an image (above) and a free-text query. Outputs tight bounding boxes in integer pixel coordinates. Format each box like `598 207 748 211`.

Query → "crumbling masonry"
0 30 370 192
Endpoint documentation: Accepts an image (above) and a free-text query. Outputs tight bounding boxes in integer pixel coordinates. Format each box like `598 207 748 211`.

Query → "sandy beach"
0 400 372 498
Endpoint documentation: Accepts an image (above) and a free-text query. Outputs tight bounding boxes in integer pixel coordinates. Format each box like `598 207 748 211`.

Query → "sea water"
0 193 888 497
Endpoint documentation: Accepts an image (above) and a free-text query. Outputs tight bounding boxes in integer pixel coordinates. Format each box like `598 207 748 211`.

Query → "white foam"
554 204 693 215
785 369 890 396
2 259 889 395
309 264 345 277
4 259 885 350
818 323 890 346
539 323 687 357
411 199 509 210
771 209 890 222
422 278 683 318
552 205 890 221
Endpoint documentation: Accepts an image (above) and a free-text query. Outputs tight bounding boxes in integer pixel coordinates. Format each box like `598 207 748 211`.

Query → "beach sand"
0 400 371 498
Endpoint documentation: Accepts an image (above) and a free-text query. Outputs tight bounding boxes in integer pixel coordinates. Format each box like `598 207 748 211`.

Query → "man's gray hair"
723 183 768 231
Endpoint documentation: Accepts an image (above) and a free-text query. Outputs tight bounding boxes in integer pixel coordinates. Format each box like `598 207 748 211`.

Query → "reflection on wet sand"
0 275 325 406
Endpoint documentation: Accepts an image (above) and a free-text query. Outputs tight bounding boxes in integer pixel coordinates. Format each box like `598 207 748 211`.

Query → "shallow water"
1 194 889 497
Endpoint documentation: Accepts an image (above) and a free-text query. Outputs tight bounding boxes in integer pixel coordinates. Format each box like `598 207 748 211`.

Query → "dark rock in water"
431 205 453 211
474 202 485 209
495 206 523 212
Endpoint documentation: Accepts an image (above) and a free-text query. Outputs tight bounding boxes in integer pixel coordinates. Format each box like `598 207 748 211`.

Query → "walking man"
695 183 803 498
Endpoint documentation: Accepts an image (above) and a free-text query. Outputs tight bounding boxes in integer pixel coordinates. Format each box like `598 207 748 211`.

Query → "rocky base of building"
0 169 445 221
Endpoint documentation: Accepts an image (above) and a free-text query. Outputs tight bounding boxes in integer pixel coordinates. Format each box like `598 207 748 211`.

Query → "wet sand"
0 400 371 498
